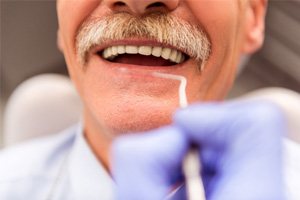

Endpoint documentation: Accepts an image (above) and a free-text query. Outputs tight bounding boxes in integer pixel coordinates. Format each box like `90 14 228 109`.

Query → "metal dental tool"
152 71 206 200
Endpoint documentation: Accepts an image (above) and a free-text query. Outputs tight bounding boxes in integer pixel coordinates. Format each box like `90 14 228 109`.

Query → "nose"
105 0 179 15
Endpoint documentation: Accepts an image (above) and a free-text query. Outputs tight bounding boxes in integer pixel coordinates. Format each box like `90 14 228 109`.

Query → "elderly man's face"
57 0 265 135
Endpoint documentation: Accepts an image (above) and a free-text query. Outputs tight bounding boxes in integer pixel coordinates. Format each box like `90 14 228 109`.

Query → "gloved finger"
112 126 189 200
174 101 285 148
173 101 286 200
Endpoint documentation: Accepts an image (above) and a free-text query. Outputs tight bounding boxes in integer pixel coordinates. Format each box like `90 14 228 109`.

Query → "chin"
93 100 176 135
107 115 172 135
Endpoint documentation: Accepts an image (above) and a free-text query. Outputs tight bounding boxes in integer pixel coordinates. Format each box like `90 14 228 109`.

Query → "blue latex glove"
112 101 286 200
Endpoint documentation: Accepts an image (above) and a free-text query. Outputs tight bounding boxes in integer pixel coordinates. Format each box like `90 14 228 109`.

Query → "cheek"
57 0 101 95
186 0 241 99
187 0 239 59
58 0 100 47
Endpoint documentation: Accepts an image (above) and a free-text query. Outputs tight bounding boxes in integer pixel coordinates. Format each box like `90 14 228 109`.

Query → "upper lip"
91 38 189 57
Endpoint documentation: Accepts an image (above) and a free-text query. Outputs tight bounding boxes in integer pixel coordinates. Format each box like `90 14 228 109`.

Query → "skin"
56 0 267 169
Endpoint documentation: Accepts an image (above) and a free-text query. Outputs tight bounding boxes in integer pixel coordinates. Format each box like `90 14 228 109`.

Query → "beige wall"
1 1 66 101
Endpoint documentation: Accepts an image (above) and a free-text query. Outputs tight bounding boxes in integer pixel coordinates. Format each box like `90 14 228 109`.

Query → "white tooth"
125 45 138 54
175 52 182 63
102 49 108 59
169 49 178 62
103 47 112 59
112 46 118 56
161 48 172 60
138 46 152 56
117 45 126 54
152 46 162 57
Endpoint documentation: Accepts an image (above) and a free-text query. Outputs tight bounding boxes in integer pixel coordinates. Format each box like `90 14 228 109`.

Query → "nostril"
111 0 174 15
113 1 126 8
146 2 165 9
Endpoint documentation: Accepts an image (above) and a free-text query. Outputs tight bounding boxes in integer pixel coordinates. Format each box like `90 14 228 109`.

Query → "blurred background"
1 1 300 146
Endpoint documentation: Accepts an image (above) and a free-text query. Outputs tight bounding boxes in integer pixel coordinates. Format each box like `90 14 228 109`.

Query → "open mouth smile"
96 41 189 67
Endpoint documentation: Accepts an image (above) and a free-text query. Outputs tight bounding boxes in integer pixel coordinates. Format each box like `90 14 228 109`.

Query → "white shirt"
0 124 114 200
0 124 299 200
284 139 300 200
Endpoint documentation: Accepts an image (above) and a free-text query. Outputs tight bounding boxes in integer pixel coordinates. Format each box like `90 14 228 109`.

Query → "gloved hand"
112 101 286 200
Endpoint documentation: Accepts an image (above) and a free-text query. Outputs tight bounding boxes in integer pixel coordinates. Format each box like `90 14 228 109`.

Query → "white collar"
67 125 115 199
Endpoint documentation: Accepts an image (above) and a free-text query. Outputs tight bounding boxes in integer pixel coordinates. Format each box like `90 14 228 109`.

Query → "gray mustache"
76 12 211 67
